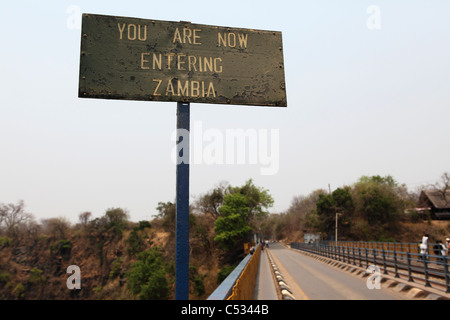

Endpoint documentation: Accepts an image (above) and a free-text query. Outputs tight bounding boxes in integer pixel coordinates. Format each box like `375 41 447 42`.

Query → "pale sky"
1 1 449 223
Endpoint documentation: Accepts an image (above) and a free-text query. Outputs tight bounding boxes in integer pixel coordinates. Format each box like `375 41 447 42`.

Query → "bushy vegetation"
198 180 273 246
0 179 274 300
0 173 448 300
262 174 449 242
126 248 169 300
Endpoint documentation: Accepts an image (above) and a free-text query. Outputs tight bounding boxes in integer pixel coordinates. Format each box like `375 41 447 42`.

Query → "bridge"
208 241 450 300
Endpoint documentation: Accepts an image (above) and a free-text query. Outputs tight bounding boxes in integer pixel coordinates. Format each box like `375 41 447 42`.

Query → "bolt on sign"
78 14 287 107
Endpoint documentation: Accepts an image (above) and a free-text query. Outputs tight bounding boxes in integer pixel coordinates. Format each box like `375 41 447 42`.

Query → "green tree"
214 193 253 250
126 228 144 257
316 192 336 236
217 265 235 283
126 248 169 300
189 265 205 297
316 187 354 240
316 186 355 238
213 180 274 251
352 175 405 240
229 179 274 221
197 180 274 221
353 175 404 225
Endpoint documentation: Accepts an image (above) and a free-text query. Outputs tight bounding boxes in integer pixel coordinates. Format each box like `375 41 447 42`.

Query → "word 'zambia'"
79 14 287 107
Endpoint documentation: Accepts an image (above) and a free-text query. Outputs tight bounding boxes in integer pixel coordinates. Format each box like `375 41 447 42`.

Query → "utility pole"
335 212 340 246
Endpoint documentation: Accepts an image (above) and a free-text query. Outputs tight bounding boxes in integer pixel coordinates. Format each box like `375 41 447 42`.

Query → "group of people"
249 240 270 254
419 234 450 257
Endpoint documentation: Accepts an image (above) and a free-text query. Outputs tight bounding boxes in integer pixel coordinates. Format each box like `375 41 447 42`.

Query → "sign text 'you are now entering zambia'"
78 14 287 107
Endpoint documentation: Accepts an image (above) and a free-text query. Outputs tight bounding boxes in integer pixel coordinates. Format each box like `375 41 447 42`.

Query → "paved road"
267 242 409 300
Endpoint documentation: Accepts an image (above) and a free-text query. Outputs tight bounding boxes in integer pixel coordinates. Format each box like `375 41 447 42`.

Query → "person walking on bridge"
439 240 448 258
420 234 429 259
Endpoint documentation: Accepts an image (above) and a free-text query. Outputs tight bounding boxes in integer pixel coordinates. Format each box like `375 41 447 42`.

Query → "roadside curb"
287 245 449 300
265 249 296 300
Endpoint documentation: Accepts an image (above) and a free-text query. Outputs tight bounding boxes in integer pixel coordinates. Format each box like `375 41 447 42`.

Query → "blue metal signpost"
78 14 287 301
175 102 190 300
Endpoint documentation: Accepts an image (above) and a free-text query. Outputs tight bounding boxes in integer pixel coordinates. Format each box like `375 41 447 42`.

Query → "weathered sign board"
79 14 287 107
78 13 287 300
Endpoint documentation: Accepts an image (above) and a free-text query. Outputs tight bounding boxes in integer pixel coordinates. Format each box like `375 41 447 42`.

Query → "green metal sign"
78 14 287 107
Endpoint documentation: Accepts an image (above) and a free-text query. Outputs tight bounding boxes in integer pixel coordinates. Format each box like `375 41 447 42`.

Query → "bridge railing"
330 241 443 256
291 242 450 294
207 243 261 300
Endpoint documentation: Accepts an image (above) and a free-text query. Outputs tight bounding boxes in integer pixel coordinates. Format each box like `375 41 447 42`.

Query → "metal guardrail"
291 242 450 294
330 241 446 256
227 244 261 300
207 244 261 300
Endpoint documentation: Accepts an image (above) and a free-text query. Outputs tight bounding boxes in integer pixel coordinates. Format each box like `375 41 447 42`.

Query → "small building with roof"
418 190 450 220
